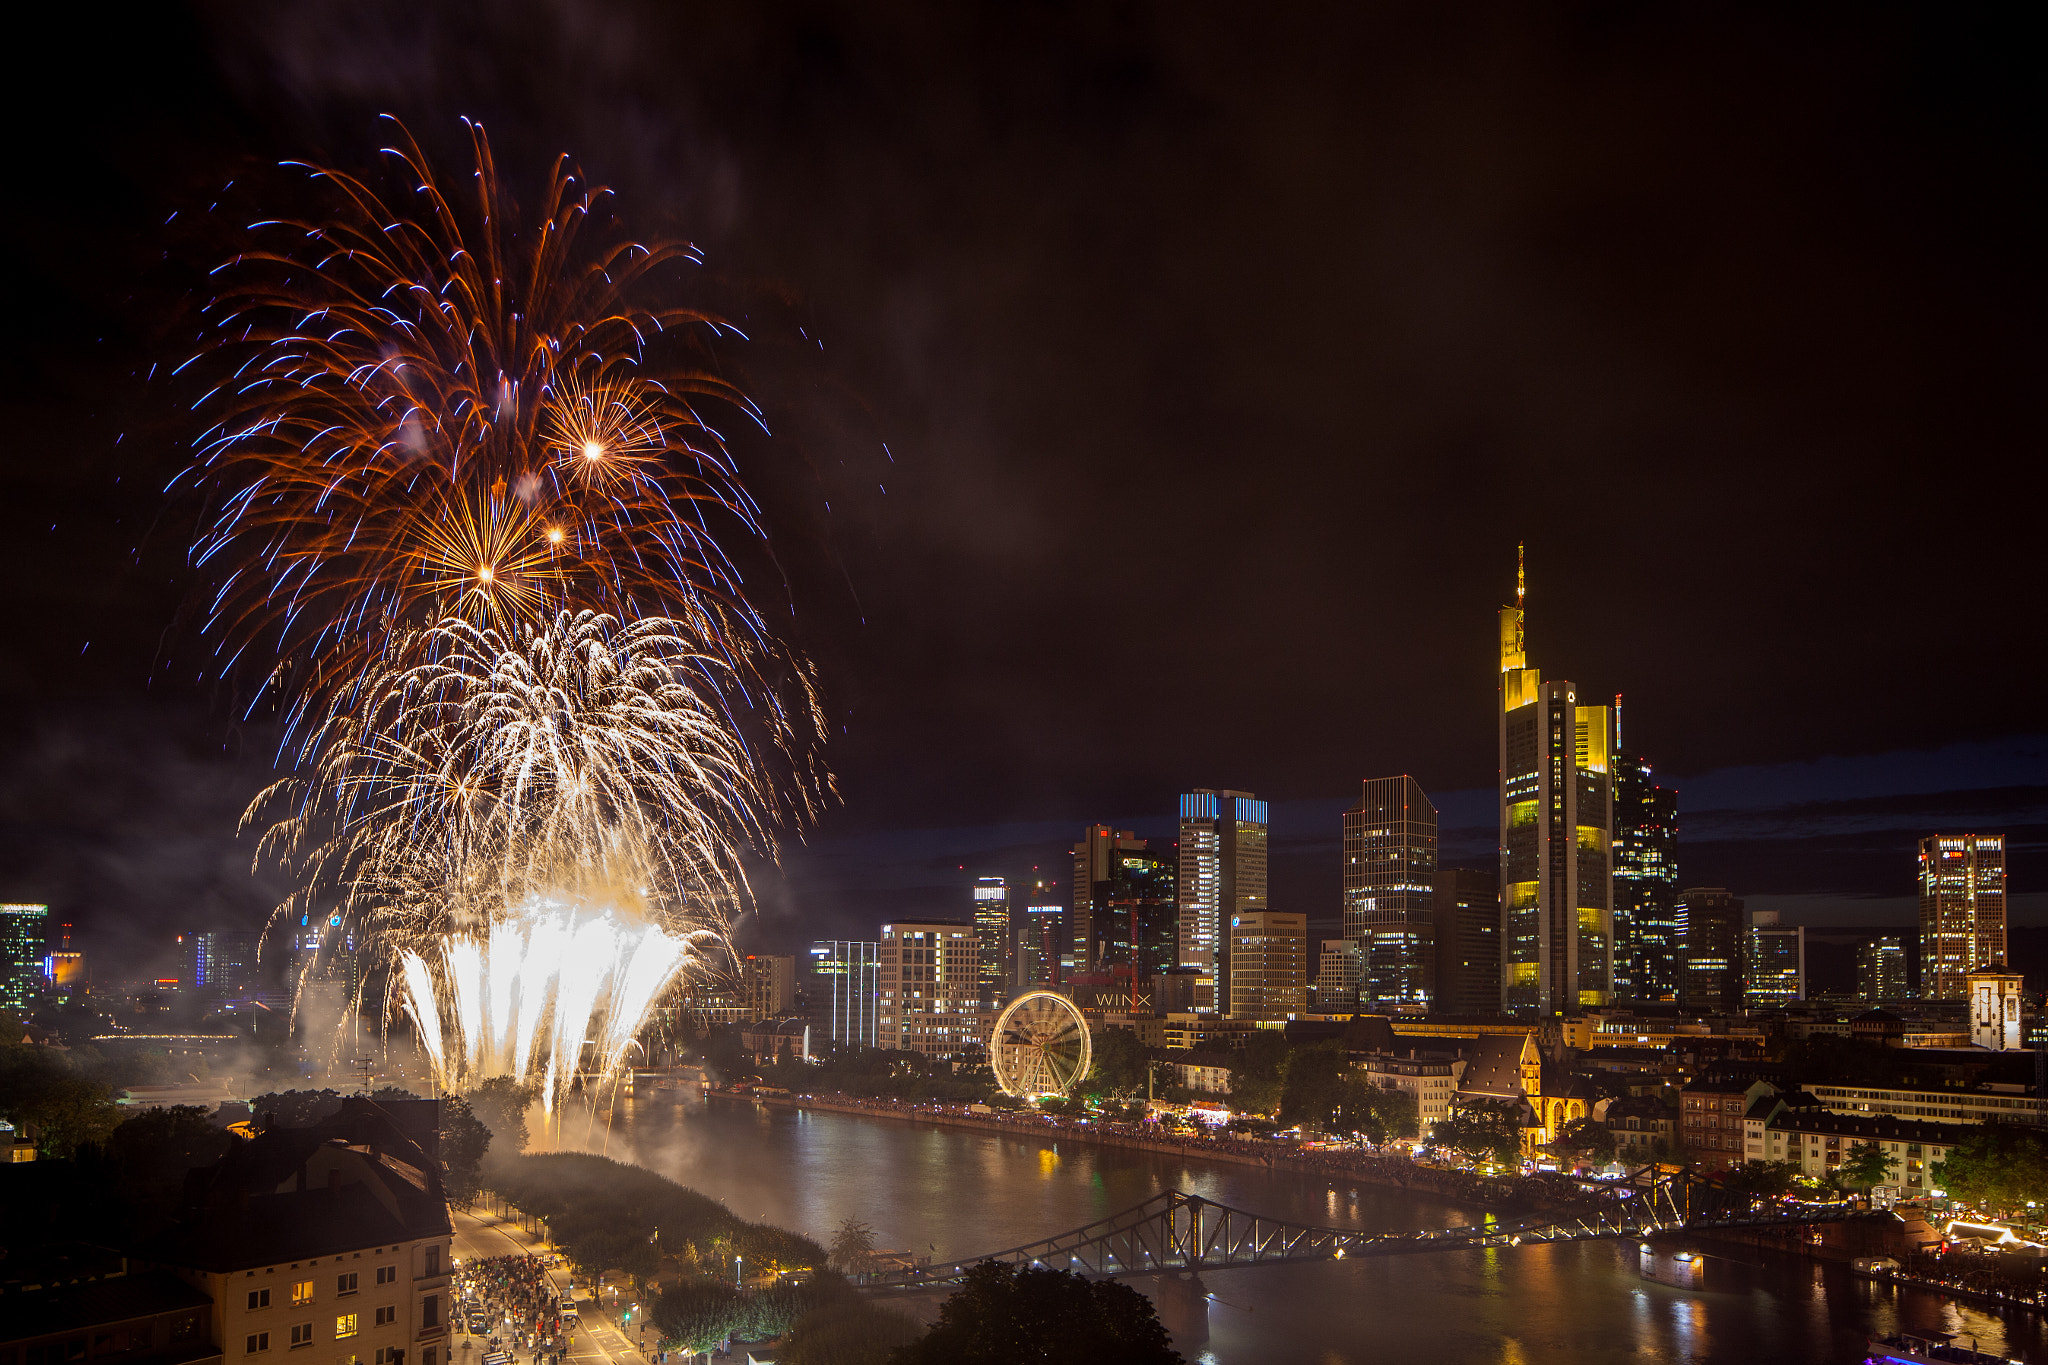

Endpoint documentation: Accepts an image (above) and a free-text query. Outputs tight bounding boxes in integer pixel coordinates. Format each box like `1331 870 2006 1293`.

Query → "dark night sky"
0 3 2041 975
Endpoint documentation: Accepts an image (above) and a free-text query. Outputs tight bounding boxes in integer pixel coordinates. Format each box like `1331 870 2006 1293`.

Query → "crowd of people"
1889 1248 2048 1309
456 1253 571 1365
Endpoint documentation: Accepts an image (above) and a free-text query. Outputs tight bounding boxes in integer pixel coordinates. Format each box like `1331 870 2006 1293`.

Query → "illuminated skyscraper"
1227 911 1307 1019
1497 549 1614 1015
1071 830 1174 1006
878 921 979 1057
1745 911 1805 1006
1343 776 1438 1010
1175 791 1268 1007
1919 834 2007 1000
0 904 49 1013
1313 939 1361 1010
44 922 84 994
1856 936 1908 1002
190 930 261 991
808 940 880 1048
1611 743 1680 1001
1677 887 1744 1010
1014 882 1065 991
971 877 1011 1007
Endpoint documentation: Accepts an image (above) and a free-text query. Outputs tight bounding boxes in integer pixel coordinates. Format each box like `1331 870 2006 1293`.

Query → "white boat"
1866 1329 2021 1364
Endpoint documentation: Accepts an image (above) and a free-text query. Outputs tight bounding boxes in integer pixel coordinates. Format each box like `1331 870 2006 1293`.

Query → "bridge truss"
861 1166 1887 1291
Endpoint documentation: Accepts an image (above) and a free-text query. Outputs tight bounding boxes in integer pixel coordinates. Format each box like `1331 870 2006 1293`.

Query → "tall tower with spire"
1497 547 1614 1016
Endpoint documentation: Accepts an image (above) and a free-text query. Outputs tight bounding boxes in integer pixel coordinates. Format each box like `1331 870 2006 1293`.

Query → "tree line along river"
601 1095 2048 1365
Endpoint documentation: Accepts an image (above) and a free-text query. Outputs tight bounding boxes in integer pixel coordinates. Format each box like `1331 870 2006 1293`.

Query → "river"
597 1096 2045 1364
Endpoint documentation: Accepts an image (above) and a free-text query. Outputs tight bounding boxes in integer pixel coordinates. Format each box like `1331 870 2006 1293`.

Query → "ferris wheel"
989 990 1092 1097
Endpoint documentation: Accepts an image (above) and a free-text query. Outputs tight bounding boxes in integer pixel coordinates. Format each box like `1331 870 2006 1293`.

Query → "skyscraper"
1497 550 1615 1015
1343 776 1438 1009
1856 936 1908 1002
1071 832 1175 1007
1227 911 1307 1019
878 921 979 1056
192 930 262 991
1919 834 2007 1000
1175 791 1268 1008
1312 939 1362 1011
971 877 1011 1007
1432 867 1501 1015
1015 898 1064 991
1745 911 1805 1006
0 904 48 1013
808 940 881 1049
1677 887 1744 1010
1611 742 1680 1002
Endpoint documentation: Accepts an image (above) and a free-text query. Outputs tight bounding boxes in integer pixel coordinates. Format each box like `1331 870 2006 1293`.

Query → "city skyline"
0 7 2040 983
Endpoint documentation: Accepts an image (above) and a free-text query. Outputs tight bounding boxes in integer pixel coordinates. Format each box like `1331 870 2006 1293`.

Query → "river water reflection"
603 1097 2046 1364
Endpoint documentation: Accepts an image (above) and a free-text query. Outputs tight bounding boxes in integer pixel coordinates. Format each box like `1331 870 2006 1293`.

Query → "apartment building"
1805 1082 2040 1128
154 1100 452 1365
1356 1052 1466 1132
1745 1109 1964 1195
878 921 981 1057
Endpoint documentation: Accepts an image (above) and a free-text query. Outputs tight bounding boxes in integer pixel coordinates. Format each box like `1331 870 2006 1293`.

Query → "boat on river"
1866 1328 2022 1364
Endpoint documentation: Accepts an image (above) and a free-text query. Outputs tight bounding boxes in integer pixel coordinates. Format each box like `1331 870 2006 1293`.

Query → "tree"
1356 1082 1421 1143
107 1104 235 1221
1718 1160 1802 1198
1227 1031 1291 1116
465 1076 537 1156
782 1299 923 1365
1433 1103 1521 1167
0 1044 120 1158
1082 1027 1149 1098
1277 1040 1349 1129
1547 1118 1616 1164
1835 1140 1899 1194
828 1218 876 1275
438 1095 491 1206
889 1261 1182 1365
651 1281 744 1353
247 1089 346 1129
1930 1126 2048 1215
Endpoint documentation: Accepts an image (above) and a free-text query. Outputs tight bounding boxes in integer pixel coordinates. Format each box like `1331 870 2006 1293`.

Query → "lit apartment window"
335 1316 359 1340
293 1283 315 1308
246 1334 271 1354
337 1274 358 1296
249 1290 272 1311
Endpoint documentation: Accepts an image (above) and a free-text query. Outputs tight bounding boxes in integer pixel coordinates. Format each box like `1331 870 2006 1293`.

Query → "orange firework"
186 117 771 708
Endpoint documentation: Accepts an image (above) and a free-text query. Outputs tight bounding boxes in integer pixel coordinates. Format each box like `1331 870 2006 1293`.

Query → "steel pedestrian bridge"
860 1166 1887 1291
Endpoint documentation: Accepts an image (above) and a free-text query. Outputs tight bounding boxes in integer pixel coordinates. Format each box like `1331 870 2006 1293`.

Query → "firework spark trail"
398 895 706 1110
188 122 832 1112
185 116 783 733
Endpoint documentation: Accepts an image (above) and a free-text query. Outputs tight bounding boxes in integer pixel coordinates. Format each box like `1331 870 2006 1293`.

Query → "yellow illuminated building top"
1499 606 1525 674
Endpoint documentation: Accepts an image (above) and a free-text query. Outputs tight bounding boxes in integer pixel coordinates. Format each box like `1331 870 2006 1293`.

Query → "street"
449 1206 656 1365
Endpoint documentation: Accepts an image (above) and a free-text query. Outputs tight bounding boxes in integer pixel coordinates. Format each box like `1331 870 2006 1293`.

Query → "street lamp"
734 1256 742 1289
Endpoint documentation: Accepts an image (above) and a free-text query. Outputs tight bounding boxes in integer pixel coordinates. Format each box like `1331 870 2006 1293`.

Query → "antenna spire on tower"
1516 542 1525 609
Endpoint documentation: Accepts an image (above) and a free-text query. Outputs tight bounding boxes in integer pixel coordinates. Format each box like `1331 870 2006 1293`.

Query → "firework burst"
187 122 830 1107
185 117 772 714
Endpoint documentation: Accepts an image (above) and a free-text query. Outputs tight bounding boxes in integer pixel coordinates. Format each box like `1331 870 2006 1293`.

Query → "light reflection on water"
608 1098 2047 1365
